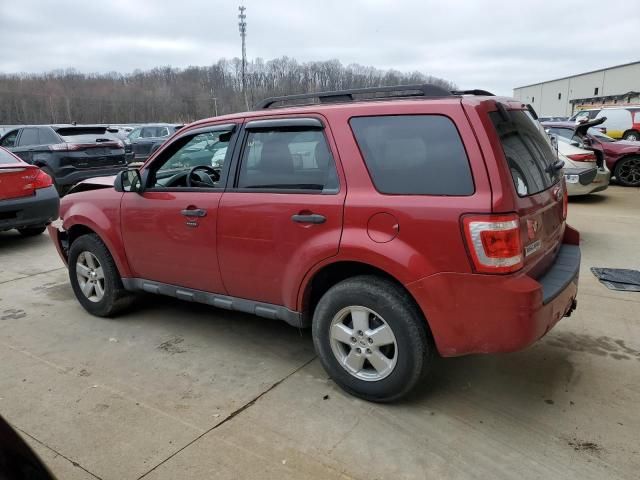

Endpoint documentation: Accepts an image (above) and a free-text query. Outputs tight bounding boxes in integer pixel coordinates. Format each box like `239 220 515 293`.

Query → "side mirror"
582 137 592 146
114 168 143 193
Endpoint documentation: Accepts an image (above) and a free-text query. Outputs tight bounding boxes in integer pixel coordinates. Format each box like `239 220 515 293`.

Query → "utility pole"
238 5 249 110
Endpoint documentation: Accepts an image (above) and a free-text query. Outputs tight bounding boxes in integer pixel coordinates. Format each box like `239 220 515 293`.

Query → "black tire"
68 233 134 317
622 130 640 142
614 156 640 187
312 275 435 402
17 226 46 237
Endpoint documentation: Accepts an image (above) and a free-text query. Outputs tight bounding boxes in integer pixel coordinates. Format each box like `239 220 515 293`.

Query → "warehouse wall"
513 62 640 117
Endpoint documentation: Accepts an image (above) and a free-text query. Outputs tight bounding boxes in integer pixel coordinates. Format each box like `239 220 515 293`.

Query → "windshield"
0 148 20 164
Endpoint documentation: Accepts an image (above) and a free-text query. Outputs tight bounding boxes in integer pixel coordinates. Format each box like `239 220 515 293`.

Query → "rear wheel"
614 156 640 187
312 275 434 402
68 234 134 317
17 226 46 237
622 130 640 142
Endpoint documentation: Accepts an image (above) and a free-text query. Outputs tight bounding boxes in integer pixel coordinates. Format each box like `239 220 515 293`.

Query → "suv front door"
217 117 345 309
120 123 238 293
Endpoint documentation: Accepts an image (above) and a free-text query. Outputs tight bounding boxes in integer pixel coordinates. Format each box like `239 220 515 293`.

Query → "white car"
556 136 610 196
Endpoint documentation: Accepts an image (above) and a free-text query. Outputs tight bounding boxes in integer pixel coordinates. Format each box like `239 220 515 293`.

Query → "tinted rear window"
490 110 560 196
349 115 474 195
0 148 20 164
55 127 110 142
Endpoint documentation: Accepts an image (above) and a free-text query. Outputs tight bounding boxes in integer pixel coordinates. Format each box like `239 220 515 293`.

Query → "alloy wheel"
76 251 105 303
329 306 398 381
618 158 640 186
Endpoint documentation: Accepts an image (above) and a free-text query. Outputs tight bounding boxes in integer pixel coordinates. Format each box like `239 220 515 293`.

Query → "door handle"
291 213 326 224
181 208 207 217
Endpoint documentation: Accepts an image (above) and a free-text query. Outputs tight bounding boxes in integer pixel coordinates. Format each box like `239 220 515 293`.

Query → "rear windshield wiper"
546 159 564 173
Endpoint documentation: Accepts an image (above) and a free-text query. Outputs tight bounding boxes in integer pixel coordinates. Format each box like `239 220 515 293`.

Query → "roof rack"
255 84 495 109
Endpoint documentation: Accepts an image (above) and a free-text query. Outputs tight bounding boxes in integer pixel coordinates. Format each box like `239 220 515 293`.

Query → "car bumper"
406 226 581 357
56 166 126 187
0 186 60 232
565 168 610 196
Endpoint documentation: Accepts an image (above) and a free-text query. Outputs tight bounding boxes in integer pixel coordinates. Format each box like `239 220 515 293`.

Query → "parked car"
0 414 56 479
126 123 182 162
555 136 610 195
0 125 128 194
49 84 580 402
0 147 59 236
543 118 640 186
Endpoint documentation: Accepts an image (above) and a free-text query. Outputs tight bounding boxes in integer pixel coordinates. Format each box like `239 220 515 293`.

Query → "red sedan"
0 146 59 236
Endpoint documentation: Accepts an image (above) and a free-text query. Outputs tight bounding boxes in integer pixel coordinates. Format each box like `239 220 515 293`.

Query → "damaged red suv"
49 85 580 402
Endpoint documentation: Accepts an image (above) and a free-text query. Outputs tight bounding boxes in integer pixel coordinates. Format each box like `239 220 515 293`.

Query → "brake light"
26 169 53 190
462 214 523 274
566 153 596 162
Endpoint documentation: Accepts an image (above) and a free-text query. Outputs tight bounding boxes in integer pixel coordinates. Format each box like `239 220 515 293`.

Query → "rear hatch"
488 108 566 277
52 127 126 169
0 149 39 200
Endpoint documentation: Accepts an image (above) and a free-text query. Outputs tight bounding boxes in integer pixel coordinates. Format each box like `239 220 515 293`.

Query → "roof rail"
255 84 456 109
255 84 495 109
452 89 495 96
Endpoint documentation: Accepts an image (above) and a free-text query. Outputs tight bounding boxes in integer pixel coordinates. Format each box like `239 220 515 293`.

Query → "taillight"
49 143 86 151
27 169 53 190
566 153 596 162
462 214 523 274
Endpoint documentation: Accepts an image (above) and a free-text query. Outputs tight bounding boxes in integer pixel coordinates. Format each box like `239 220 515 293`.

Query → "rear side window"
18 128 39 146
490 110 560 196
349 115 474 195
38 128 61 145
0 148 20 164
237 129 338 192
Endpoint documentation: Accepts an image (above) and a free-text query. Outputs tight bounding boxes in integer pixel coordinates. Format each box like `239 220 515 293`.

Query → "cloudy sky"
1 0 638 95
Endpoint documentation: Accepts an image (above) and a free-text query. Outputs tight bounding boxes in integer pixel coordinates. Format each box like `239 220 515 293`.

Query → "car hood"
66 175 116 194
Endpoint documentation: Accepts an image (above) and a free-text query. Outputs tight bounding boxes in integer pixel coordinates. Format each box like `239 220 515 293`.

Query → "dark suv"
49 85 581 402
0 125 127 194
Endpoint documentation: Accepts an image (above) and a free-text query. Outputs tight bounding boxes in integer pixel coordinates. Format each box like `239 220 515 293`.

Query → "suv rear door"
217 116 344 308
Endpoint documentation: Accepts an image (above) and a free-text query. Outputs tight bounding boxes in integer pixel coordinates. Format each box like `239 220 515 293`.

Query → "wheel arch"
299 260 431 333
62 214 132 278
622 129 640 139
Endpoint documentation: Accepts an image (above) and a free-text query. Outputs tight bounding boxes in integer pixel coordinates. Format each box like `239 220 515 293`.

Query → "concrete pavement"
0 185 638 479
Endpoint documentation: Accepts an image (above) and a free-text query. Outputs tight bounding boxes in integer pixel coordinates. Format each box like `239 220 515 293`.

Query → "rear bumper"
0 186 60 232
407 226 581 357
565 168 610 196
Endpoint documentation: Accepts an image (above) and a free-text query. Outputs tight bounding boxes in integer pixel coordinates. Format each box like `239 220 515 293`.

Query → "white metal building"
513 61 640 117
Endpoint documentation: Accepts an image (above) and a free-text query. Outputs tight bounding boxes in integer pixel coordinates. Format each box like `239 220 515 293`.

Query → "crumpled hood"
67 175 117 194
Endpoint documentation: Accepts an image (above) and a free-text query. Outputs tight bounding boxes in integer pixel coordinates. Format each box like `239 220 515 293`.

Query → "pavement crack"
15 426 104 480
136 354 317 480
0 267 65 286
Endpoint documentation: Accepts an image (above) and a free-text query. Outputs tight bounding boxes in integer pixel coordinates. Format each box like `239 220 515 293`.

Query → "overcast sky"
1 0 638 95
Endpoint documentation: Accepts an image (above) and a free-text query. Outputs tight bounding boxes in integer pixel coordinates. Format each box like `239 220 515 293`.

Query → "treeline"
0 57 455 124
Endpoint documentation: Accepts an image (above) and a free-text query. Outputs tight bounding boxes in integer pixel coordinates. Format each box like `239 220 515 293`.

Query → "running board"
121 278 306 328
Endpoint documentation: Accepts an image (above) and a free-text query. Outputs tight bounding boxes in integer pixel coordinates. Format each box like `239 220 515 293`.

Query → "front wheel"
68 234 134 317
312 275 435 402
614 156 640 187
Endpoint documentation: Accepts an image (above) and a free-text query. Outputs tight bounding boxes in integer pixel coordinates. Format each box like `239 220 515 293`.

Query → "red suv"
49 85 580 402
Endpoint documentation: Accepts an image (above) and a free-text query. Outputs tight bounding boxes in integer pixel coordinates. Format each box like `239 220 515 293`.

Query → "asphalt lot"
1 185 639 480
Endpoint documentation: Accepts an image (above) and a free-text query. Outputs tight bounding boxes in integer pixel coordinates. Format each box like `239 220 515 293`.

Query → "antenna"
238 5 248 110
